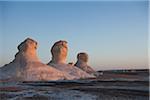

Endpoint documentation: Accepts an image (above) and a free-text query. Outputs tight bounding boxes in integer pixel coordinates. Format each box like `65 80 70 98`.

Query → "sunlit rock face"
50 40 68 64
75 52 95 75
47 40 95 79
0 38 67 81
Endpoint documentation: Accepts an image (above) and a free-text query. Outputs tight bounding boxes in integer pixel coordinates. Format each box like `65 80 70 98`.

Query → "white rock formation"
47 40 95 79
75 52 96 74
0 38 68 81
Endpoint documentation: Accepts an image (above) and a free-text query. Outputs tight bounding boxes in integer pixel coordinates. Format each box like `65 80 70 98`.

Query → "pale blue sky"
0 1 148 70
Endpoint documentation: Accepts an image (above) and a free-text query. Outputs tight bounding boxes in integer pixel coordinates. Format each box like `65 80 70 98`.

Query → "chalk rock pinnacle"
0 38 67 81
48 40 95 79
50 40 68 64
75 52 95 74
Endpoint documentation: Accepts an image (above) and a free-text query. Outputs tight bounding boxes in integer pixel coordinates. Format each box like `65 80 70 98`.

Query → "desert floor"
0 69 149 100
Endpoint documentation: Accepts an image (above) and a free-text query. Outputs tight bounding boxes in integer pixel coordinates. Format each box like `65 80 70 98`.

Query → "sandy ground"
0 70 149 100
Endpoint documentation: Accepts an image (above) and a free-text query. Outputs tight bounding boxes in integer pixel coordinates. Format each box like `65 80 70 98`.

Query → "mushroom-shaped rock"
47 40 95 79
75 52 96 75
0 38 67 81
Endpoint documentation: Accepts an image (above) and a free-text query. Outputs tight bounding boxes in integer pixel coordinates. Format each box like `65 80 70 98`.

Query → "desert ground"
0 69 149 100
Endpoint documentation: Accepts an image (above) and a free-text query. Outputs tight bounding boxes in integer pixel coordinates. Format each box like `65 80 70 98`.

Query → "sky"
0 1 148 70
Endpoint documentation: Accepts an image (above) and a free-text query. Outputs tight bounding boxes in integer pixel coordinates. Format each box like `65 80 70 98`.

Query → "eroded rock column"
48 40 95 79
75 52 95 74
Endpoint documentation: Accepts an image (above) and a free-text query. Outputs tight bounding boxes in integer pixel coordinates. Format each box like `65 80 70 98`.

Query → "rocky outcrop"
75 52 95 74
50 40 68 64
47 40 95 79
0 38 68 81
